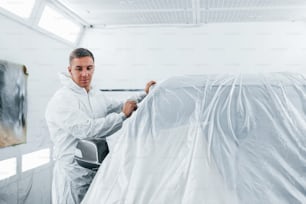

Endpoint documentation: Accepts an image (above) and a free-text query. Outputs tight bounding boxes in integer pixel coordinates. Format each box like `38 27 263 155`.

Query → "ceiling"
56 0 306 27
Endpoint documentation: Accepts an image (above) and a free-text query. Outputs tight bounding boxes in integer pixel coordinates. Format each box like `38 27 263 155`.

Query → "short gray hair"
69 48 94 64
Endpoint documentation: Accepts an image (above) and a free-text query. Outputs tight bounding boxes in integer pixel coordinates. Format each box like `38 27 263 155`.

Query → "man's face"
68 56 94 92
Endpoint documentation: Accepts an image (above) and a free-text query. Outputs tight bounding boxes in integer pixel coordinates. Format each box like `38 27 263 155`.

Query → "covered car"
82 73 306 204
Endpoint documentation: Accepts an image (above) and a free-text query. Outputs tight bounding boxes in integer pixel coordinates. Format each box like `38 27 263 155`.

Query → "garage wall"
81 22 306 89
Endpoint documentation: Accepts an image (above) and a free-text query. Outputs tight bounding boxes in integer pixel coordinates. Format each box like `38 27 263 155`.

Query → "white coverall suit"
45 73 146 204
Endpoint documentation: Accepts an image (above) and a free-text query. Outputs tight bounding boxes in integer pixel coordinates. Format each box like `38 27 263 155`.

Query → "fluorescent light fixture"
0 0 36 18
22 148 50 172
0 157 16 180
38 5 81 43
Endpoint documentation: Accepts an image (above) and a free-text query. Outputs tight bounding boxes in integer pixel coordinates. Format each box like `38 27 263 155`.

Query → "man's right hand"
122 101 137 118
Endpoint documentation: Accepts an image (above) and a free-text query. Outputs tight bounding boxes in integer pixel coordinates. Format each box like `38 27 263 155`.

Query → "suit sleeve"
45 93 126 139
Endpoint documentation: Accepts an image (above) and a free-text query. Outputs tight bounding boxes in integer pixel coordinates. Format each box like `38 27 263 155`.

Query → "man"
45 48 155 204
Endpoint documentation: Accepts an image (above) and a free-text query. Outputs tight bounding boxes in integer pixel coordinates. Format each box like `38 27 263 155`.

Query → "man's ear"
68 66 72 74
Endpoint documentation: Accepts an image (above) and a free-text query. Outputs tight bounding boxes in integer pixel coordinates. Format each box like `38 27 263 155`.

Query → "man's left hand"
145 80 156 94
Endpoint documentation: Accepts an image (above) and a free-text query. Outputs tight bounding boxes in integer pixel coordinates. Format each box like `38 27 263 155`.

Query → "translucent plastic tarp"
82 73 306 204
0 60 27 147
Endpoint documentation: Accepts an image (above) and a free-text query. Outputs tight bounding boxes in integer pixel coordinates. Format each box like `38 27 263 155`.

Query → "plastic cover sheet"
0 60 27 147
82 73 306 204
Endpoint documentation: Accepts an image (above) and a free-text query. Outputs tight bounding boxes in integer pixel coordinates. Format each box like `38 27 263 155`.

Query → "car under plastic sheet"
82 73 306 204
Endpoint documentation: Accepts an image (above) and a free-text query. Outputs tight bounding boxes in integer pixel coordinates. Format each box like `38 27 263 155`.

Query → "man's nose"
81 70 89 77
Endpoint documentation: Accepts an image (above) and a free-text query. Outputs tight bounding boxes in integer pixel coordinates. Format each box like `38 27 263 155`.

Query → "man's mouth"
81 79 89 83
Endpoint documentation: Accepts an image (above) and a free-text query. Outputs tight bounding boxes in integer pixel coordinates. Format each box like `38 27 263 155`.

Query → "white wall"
81 22 306 89
0 14 73 204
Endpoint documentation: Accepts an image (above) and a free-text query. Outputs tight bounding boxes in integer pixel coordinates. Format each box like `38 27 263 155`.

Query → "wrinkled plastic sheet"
83 73 306 204
0 60 27 147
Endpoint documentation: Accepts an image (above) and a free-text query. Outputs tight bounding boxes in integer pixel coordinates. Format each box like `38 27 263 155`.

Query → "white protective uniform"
45 72 146 204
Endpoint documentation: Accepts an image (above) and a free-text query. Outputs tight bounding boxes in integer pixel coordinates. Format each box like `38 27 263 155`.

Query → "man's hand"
145 80 156 94
122 101 137 118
